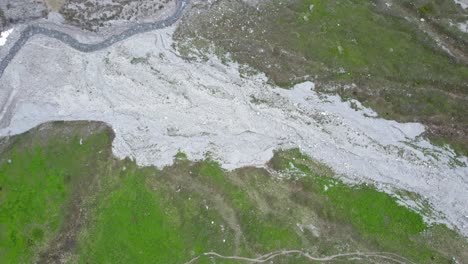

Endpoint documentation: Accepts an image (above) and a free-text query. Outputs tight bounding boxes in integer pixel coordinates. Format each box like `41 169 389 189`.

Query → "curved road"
0 0 189 79
185 250 416 264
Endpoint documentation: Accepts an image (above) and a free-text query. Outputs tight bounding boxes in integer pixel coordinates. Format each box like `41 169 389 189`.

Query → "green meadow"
0 122 466 263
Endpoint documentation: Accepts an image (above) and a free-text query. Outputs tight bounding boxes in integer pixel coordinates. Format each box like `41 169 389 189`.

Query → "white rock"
0 28 14 46
309 4 314 12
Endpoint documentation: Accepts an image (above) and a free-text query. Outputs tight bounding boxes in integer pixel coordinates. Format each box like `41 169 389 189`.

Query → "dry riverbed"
0 24 467 239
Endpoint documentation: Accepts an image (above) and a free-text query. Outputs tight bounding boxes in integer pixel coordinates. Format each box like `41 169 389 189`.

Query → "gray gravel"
0 0 188 78
0 26 467 237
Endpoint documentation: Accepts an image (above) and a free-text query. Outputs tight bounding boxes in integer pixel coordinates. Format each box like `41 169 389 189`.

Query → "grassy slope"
0 122 467 263
0 122 110 263
174 0 468 156
399 0 468 47
77 161 236 263
288 1 467 85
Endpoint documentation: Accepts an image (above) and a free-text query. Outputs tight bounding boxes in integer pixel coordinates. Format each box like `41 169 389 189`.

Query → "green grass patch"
194 159 304 253
78 161 236 263
273 149 460 262
0 122 111 263
77 173 187 263
1 123 466 263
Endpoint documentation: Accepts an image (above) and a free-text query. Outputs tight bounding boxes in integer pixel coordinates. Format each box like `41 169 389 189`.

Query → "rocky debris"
0 26 467 236
454 0 468 9
0 0 48 29
59 0 175 31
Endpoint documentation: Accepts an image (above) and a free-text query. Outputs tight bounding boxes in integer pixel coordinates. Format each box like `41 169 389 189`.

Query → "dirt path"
184 250 416 264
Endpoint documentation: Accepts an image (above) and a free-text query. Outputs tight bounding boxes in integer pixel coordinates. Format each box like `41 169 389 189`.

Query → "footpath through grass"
0 122 466 263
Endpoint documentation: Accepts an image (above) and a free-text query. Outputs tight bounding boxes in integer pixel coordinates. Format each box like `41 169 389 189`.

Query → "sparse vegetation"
0 8 7 30
130 56 148 65
44 0 66 12
399 0 468 46
59 0 172 31
0 122 466 263
0 0 48 25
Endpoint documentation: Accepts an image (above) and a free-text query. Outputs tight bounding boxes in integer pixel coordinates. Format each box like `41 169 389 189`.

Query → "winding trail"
185 250 416 264
0 0 189 79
